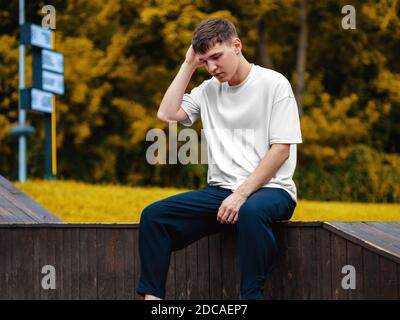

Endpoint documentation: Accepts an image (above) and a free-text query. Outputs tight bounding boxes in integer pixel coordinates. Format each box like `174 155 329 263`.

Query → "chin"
218 74 229 83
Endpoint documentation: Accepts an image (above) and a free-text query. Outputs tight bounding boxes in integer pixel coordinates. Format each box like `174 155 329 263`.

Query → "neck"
228 56 252 86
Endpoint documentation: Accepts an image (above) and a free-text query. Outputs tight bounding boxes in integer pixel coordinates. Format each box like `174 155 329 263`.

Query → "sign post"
17 10 64 180
11 0 32 183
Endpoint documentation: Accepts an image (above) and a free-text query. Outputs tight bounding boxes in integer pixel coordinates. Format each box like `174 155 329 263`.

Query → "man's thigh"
238 187 296 223
142 186 233 250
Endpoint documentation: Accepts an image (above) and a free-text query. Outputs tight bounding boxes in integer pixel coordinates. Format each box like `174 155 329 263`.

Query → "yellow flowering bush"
15 180 400 223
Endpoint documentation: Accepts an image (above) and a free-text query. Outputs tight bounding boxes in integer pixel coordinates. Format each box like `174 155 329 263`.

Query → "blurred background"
0 0 399 215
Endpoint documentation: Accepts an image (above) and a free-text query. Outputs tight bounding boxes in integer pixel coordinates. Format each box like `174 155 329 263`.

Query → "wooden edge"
277 221 324 227
322 222 400 265
0 221 324 228
0 223 141 228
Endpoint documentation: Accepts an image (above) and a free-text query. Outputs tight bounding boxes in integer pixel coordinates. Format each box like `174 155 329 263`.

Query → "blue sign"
20 88 54 113
31 88 53 113
21 24 53 50
42 70 64 95
42 49 64 74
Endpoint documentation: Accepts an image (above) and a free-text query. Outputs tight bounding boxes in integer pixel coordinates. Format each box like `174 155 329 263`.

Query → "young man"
137 18 302 300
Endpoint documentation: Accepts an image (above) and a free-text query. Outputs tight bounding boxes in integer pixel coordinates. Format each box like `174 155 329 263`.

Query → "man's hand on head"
217 191 248 224
184 45 203 69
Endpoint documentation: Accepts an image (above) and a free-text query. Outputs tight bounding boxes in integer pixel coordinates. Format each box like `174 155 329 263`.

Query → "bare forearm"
157 62 196 118
236 144 290 197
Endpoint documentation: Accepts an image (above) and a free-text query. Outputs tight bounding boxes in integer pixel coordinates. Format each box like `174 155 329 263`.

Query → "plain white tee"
180 64 302 203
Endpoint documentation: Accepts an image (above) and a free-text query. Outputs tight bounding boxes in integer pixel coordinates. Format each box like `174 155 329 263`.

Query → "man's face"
197 38 241 83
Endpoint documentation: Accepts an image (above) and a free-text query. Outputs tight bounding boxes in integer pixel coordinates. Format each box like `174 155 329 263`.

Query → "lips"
214 72 223 77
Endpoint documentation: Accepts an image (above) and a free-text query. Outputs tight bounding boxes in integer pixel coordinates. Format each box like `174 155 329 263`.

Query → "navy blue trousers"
136 185 296 300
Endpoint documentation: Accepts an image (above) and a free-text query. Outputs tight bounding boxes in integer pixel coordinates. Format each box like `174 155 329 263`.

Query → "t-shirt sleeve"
179 82 206 127
269 80 303 144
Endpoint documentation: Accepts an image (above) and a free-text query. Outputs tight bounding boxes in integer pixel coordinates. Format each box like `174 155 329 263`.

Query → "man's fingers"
222 207 237 223
221 207 232 223
217 206 225 222
232 212 238 224
225 209 236 223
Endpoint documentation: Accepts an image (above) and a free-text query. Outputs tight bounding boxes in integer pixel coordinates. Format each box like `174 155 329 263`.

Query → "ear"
232 37 241 54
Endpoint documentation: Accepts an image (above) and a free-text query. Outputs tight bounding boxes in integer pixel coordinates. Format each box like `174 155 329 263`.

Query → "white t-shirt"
179 64 302 203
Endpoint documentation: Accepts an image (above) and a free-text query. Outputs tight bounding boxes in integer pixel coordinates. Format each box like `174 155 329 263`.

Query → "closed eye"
200 54 222 63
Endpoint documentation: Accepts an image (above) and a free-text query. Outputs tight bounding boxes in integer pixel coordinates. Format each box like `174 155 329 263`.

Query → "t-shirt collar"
226 63 255 89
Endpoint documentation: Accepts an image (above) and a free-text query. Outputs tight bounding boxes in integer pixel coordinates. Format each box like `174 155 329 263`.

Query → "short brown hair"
192 18 238 54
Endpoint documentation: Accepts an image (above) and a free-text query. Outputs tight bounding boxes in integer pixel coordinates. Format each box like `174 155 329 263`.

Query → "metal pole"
18 0 27 182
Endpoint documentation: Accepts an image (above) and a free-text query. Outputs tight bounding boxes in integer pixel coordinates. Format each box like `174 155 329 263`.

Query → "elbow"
157 111 169 122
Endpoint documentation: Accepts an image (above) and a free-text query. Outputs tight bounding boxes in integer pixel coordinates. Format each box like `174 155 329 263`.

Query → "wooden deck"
0 175 398 299
0 175 62 223
0 222 399 300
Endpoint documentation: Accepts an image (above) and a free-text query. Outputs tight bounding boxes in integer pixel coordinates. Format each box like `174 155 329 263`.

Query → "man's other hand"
217 191 248 224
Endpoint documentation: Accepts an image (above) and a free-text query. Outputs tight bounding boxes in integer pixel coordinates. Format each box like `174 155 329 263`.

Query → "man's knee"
238 202 273 227
140 201 167 224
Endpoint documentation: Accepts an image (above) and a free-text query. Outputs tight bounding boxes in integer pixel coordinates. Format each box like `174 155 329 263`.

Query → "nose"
207 61 218 74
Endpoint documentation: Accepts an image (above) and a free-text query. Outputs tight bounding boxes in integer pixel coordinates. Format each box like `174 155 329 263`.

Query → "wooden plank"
31 228 41 299
175 247 187 299
209 233 222 300
221 229 237 299
379 257 398 299
165 248 176 300
285 227 301 299
0 228 8 299
114 229 126 300
70 228 80 299
0 194 39 223
97 228 116 299
0 175 61 223
23 228 34 300
0 223 138 228
272 224 287 300
356 223 400 249
2 229 13 299
346 240 364 299
9 229 20 299
53 228 64 300
232 229 240 299
133 229 141 300
315 228 332 299
324 222 400 263
186 241 199 299
37 227 49 300
264 224 286 300
331 234 348 300
0 206 24 223
277 225 290 300
79 228 97 299
61 228 72 300
0 176 17 193
277 221 323 228
197 236 210 300
121 229 135 300
363 248 380 299
45 227 58 300
300 227 318 299
366 222 400 239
